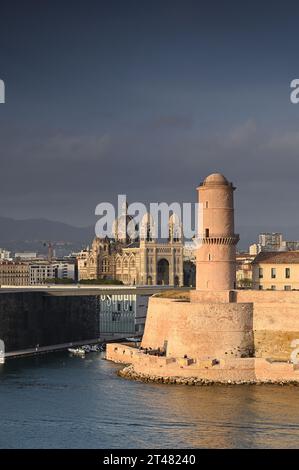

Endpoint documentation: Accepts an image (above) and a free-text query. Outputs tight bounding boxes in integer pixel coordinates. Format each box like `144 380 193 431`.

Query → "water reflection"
0 353 299 448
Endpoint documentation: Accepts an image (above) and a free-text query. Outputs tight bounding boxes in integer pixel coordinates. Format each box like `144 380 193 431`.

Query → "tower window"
205 228 209 238
205 201 208 208
208 254 211 261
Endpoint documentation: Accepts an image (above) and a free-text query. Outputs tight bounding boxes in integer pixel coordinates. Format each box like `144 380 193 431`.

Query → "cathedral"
77 209 184 286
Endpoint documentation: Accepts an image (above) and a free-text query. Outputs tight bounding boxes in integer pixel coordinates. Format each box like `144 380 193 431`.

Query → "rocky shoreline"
117 364 299 386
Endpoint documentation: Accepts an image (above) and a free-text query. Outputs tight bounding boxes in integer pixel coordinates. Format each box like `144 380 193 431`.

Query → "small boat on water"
125 337 141 343
68 343 105 356
90 345 102 352
68 347 86 356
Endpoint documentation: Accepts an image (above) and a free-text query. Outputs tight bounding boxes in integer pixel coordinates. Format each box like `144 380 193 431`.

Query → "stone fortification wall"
142 297 253 359
142 293 299 361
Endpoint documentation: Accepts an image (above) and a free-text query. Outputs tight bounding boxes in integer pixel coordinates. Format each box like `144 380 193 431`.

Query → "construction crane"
43 241 54 262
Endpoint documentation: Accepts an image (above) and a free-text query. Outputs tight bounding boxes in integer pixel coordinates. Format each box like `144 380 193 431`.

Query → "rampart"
106 291 299 383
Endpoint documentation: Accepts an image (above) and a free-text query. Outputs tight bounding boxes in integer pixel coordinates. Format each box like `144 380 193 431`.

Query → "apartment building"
252 251 299 290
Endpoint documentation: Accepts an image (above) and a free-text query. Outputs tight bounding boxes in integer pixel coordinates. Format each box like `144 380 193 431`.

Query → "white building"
15 252 38 260
250 233 299 254
29 262 75 285
29 263 56 285
258 233 283 250
0 249 12 261
52 262 75 280
249 243 261 255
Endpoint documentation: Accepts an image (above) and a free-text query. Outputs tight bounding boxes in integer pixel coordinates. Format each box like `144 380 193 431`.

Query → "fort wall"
142 297 254 359
142 294 299 362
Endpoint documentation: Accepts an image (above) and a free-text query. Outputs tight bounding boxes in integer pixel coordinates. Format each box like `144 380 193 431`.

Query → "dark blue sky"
1 1 299 244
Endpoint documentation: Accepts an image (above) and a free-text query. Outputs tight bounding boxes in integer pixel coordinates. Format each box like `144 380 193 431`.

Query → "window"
258 268 263 279
285 268 290 279
284 285 291 291
259 285 263 290
271 285 276 290
205 201 208 208
101 259 109 273
205 228 209 238
271 268 276 279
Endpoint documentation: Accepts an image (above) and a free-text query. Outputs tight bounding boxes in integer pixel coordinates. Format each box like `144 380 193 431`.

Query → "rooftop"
199 172 235 189
253 251 299 264
204 173 228 184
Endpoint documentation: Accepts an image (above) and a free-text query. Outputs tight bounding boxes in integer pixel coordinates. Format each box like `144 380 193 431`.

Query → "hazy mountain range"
0 215 297 255
0 216 94 255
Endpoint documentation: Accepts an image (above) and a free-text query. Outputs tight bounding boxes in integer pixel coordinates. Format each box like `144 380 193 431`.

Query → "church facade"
77 211 184 286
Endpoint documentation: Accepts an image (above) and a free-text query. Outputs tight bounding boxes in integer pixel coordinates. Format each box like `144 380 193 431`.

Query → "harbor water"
0 352 299 448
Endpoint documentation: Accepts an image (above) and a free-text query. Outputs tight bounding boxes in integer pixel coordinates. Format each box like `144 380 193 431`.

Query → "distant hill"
0 216 94 254
0 216 298 255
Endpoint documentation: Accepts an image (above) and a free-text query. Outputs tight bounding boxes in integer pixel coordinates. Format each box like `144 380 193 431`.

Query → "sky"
1 0 299 245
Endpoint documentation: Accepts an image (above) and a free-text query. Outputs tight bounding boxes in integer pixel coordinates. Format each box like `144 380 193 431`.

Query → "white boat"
90 345 100 352
68 347 85 356
125 337 141 343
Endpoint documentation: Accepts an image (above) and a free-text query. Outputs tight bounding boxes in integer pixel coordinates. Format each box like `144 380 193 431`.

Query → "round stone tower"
196 173 239 291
